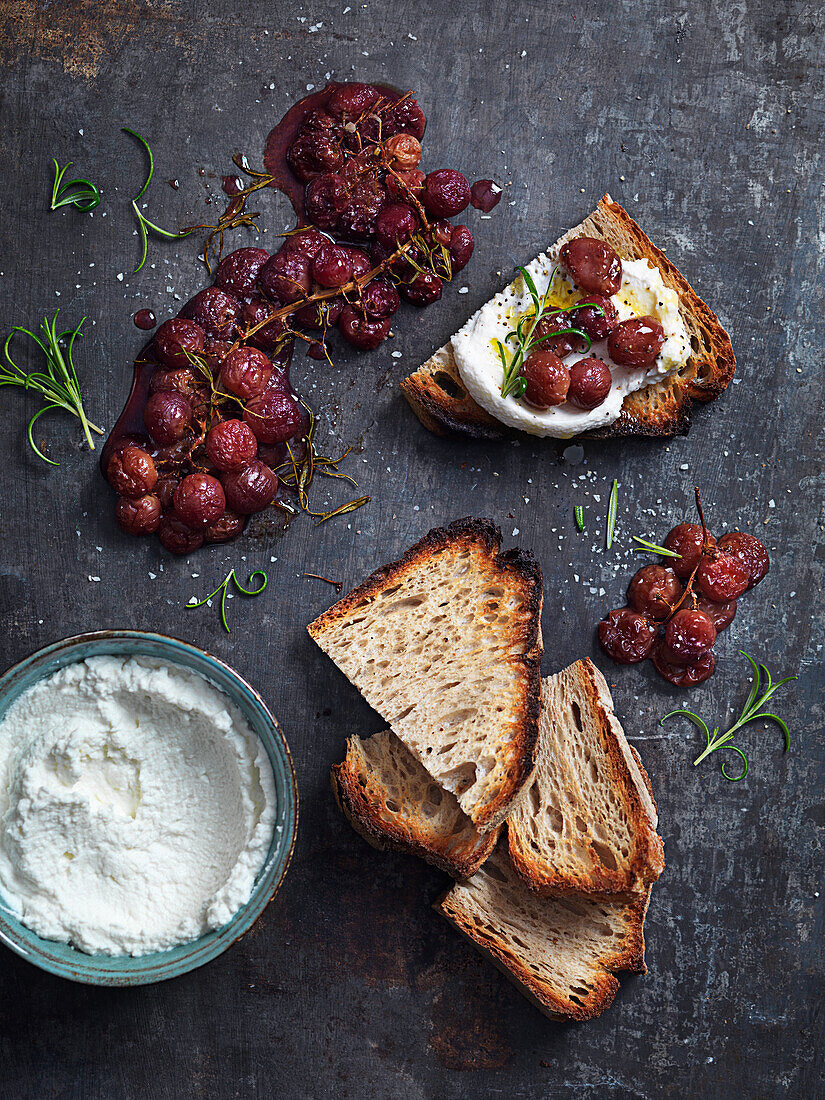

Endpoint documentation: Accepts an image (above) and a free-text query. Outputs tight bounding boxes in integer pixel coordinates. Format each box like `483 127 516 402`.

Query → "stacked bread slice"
309 519 664 1021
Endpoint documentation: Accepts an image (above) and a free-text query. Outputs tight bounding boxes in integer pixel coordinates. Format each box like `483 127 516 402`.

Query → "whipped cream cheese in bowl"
0 631 297 985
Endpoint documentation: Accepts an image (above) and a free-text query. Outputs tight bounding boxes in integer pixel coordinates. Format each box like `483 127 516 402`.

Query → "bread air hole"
381 596 426 613
593 842 618 871
441 761 477 795
570 700 583 732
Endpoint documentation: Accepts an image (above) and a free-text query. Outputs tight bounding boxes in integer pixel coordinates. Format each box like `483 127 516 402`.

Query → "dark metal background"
0 1 822 1097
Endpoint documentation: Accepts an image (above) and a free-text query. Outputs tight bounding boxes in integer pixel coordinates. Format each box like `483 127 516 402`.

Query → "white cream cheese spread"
0 656 275 956
451 251 690 438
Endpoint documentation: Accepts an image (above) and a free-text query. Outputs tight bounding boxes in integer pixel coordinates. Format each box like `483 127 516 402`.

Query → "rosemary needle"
632 535 682 558
186 569 268 633
574 505 584 532
605 479 619 549
50 160 101 212
122 127 195 273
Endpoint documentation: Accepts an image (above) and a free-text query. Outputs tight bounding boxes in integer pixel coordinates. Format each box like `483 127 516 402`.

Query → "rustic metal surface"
0 1 822 1097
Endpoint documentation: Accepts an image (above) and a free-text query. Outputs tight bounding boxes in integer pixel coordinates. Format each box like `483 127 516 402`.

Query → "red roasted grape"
338 305 392 349
664 523 716 578
204 509 246 543
259 249 313 303
663 608 717 664
179 287 241 340
244 390 305 443
375 203 418 248
202 340 233 372
173 473 226 528
716 532 769 589
150 367 199 397
470 179 502 212
423 169 471 217
205 419 258 472
696 596 737 631
608 316 666 368
598 609 656 664
312 243 354 288
627 564 682 620
304 173 350 228
222 460 279 514
221 347 272 400
567 357 612 410
215 247 271 296
532 311 582 359
328 82 382 119
342 246 371 278
144 391 192 445
360 278 400 318
115 493 162 536
386 168 426 202
107 445 158 497
560 237 622 295
281 227 329 259
389 97 426 139
449 225 474 271
522 349 570 408
154 319 205 369
571 293 618 341
338 178 387 237
241 297 288 351
287 132 344 181
652 642 716 686
294 297 343 330
158 514 204 554
696 552 750 602
401 271 443 307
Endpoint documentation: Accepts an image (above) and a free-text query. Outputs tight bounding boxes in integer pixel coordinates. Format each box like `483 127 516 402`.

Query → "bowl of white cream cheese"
0 631 297 984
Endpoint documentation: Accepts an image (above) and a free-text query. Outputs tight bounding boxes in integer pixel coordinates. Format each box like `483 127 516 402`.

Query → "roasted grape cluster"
104 82 498 553
598 495 770 686
517 237 666 412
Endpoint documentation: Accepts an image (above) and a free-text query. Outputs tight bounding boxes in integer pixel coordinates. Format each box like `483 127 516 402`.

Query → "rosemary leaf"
605 479 619 549
574 505 584 532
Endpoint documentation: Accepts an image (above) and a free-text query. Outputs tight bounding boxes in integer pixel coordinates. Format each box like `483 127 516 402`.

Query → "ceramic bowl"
0 630 298 985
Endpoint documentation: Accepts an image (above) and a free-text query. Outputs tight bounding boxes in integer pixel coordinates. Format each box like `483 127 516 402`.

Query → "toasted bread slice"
435 847 650 1021
331 729 498 878
508 661 664 900
308 518 543 833
401 194 735 440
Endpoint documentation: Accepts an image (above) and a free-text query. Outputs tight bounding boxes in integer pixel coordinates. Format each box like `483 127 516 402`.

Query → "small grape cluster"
598 492 770 686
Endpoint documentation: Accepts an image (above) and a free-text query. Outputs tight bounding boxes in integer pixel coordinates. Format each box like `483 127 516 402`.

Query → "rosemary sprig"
495 265 594 400
661 651 797 781
633 535 682 559
50 160 101 212
1 313 103 465
186 569 268 633
574 505 584 532
122 127 195 273
605 479 619 549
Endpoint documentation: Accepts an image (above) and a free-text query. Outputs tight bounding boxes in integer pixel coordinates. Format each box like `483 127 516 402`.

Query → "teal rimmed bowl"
0 631 298 985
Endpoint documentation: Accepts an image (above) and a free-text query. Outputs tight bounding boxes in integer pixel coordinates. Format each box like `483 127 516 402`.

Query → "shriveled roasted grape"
312 243 354 288
294 297 343 329
158 514 204 554
375 203 418 248
664 523 716 578
567 357 612 410
221 346 272 400
598 608 656 664
360 278 400 318
422 169 471 217
179 287 241 340
215 247 271 296
173 473 226 528
244 390 305 443
652 642 715 686
449 225 474 271
281 227 329 260
560 237 622 295
222 460 279 514
663 608 717 664
571 293 618 341
470 179 501 212
154 319 205 369
259 249 313 303
205 419 258 472
696 596 737 631
143 391 192 445
286 132 344 181
328 82 382 119
716 532 769 589
342 246 371 278
608 316 666 368
400 271 443 306
107 445 158 497
115 493 162 536
383 134 422 169
522 349 570 408
204 509 246 543
386 168 426 202
627 564 682 620
389 97 426 139
241 297 288 351
338 305 391 349
149 367 199 397
338 178 387 237
304 172 350 228
696 551 750 602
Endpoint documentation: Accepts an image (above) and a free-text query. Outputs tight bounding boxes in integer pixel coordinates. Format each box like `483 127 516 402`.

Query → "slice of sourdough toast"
331 729 498 878
435 847 650 1021
507 660 664 900
308 518 543 833
401 193 735 440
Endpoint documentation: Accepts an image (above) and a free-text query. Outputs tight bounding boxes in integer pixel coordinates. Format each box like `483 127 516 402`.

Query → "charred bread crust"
401 194 735 441
507 660 665 901
433 881 651 1021
308 518 544 833
330 748 499 879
